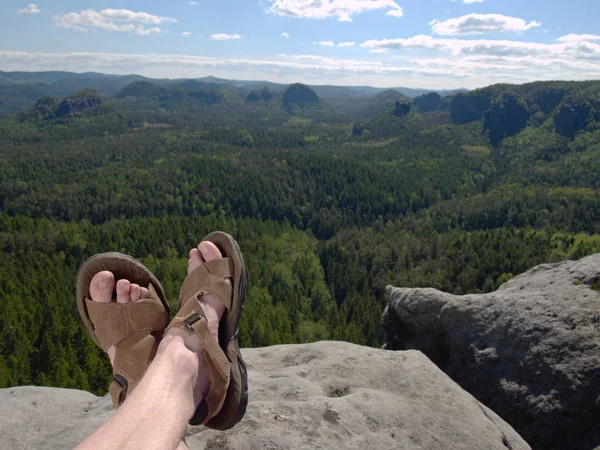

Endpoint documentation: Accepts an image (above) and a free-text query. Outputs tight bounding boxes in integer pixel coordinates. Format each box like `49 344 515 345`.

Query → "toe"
188 248 203 275
130 283 141 301
196 241 227 324
116 279 131 304
89 271 115 303
139 287 149 299
198 241 231 286
198 241 222 263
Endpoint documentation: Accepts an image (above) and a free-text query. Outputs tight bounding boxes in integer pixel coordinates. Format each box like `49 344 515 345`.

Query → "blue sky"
1 0 599 88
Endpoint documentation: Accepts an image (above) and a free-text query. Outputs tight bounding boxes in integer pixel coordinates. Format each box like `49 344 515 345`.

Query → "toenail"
199 244 210 260
97 275 112 288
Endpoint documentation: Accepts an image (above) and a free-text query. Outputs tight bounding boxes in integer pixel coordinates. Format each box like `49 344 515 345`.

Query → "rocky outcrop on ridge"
382 254 600 450
393 99 411 117
282 83 319 109
484 93 529 146
247 88 274 102
412 92 442 113
55 89 103 118
0 341 529 450
554 100 592 138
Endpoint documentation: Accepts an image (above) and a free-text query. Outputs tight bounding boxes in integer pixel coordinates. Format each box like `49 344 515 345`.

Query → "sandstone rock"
484 93 529 146
56 89 103 118
382 254 600 450
282 83 319 109
413 93 442 113
393 100 411 117
352 122 366 136
554 100 591 138
450 93 491 124
247 88 274 103
438 96 451 111
0 342 529 450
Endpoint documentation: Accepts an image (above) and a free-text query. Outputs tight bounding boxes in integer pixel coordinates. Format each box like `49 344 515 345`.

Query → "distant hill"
0 71 148 117
392 87 467 98
282 83 320 110
448 80 600 145
0 70 469 117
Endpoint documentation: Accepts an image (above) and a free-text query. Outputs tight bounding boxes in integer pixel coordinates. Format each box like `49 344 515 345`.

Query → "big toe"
89 271 115 303
188 241 222 273
189 241 227 322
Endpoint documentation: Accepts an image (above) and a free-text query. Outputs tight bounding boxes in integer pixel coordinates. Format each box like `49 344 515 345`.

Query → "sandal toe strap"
85 285 167 351
179 258 234 311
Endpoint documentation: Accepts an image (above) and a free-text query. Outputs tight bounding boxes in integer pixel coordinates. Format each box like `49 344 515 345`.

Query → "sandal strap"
179 258 234 311
108 331 159 406
167 299 231 423
85 284 167 408
85 285 167 351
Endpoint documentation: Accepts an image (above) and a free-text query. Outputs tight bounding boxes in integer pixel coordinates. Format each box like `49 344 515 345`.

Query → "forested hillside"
1 75 599 396
0 71 464 118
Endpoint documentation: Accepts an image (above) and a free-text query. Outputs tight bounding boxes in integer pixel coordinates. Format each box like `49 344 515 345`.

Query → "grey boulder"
0 341 529 450
382 253 600 450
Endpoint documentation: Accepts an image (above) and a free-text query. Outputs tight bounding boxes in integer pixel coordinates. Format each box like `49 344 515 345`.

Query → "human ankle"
157 334 200 384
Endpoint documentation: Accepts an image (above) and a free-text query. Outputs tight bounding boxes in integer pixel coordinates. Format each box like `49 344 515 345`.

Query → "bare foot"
160 241 230 404
89 271 149 365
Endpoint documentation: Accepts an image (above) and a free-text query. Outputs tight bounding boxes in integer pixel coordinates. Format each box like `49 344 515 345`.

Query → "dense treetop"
0 74 599 395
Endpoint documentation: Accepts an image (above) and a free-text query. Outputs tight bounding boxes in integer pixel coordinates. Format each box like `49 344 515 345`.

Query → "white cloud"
463 0 484 3
98 9 177 24
431 14 541 36
189 1 198 4
313 41 335 47
54 9 176 34
266 0 403 22
359 34 598 60
17 3 40 14
1 49 599 90
282 32 290 39
136 26 161 36
556 34 600 43
369 49 389 54
386 9 403 18
211 33 242 40
338 41 356 47
181 31 192 37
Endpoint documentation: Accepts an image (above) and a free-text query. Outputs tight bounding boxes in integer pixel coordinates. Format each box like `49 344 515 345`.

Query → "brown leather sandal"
76 252 170 408
166 231 248 430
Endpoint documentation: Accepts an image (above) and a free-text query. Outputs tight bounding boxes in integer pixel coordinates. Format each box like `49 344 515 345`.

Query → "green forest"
1 72 600 396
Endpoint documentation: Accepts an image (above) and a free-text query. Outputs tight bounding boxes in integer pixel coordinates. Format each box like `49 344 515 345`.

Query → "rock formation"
450 92 492 124
393 100 411 117
282 83 319 109
554 100 591 138
382 254 600 450
484 93 529 146
0 341 529 450
31 94 60 120
412 93 442 113
247 88 274 102
55 89 103 118
352 122 366 136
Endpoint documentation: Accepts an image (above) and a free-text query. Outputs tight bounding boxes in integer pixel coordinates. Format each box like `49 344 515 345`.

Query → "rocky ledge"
0 341 528 450
382 253 600 450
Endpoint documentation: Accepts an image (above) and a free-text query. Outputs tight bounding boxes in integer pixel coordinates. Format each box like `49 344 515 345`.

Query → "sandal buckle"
184 313 202 332
113 374 128 405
